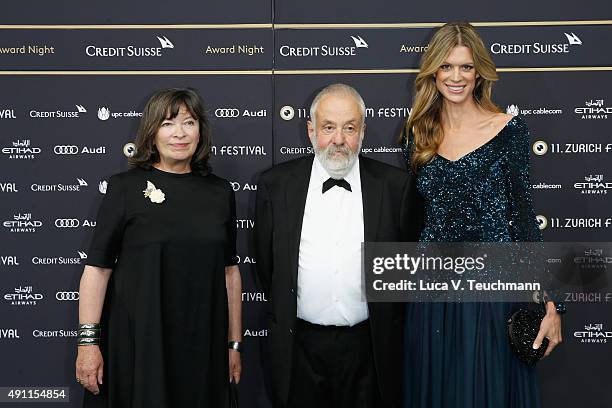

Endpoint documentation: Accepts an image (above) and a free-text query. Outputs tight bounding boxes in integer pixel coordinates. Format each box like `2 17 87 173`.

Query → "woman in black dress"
75 88 242 407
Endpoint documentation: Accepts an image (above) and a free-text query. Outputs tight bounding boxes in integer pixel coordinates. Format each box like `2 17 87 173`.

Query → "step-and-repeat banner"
1 1 611 406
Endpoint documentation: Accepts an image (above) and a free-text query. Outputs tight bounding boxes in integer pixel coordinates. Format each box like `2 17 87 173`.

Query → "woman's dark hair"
129 88 212 175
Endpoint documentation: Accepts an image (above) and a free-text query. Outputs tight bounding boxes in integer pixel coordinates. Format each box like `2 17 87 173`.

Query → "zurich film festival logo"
0 255 19 266
0 181 19 193
0 328 20 339
574 174 612 195
210 145 268 156
1 139 41 160
30 178 88 193
279 105 411 121
506 104 562 117
31 250 87 266
0 108 17 119
97 106 142 120
279 34 369 57
3 285 43 307
242 292 267 302
236 219 255 229
490 32 582 55
574 323 612 344
29 104 87 119
574 99 611 120
2 213 42 233
540 216 612 229
85 35 174 58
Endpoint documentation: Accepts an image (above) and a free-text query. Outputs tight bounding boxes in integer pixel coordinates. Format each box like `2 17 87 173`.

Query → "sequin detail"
402 116 542 243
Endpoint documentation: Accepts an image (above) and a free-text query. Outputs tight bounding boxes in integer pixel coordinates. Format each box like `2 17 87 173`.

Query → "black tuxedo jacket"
255 155 420 408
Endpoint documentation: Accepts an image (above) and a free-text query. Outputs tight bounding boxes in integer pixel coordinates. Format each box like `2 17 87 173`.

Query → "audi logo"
215 108 240 118
56 291 79 301
54 145 79 155
54 218 80 228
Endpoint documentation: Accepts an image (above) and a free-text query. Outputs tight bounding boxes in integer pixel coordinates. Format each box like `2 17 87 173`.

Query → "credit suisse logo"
279 35 369 58
85 35 175 58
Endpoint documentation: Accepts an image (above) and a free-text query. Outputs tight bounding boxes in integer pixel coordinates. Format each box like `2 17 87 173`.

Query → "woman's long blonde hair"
405 22 500 170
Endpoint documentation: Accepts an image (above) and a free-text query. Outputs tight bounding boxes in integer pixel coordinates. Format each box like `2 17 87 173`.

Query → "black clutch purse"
229 380 239 408
507 306 548 365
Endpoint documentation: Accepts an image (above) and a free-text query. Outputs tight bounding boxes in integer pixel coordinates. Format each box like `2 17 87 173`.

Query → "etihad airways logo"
85 35 175 58
4 286 44 306
3 213 43 233
491 32 582 55
1 139 41 160
574 174 612 195
279 35 369 57
574 323 611 344
574 99 610 120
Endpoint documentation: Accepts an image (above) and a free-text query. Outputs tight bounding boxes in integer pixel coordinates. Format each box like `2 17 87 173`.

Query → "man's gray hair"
309 83 366 127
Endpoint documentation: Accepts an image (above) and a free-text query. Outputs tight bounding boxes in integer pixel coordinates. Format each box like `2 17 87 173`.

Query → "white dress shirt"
296 156 368 326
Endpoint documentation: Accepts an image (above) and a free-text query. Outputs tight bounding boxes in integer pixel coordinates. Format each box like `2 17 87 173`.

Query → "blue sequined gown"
402 116 542 408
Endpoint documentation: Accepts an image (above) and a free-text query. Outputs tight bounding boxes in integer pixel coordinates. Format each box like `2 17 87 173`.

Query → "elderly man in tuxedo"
255 83 419 408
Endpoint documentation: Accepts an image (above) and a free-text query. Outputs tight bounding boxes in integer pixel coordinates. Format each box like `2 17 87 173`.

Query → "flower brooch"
143 181 165 204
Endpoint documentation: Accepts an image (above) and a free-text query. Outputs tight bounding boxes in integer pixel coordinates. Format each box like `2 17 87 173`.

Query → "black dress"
83 167 238 408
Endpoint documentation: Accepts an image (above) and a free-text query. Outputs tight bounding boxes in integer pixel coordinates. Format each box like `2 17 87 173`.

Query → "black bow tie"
322 178 352 193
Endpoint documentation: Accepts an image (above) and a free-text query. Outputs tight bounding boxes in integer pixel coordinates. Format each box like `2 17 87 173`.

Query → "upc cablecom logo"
85 35 175 58
97 107 142 121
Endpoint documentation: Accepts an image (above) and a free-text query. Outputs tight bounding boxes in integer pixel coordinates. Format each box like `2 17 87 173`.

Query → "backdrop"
1 1 611 407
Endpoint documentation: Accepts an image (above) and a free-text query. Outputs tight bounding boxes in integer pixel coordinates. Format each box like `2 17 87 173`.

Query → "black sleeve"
254 176 273 295
507 120 542 242
86 175 126 268
225 186 239 266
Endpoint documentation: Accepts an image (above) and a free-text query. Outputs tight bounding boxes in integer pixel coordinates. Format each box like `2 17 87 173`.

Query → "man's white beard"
311 132 362 180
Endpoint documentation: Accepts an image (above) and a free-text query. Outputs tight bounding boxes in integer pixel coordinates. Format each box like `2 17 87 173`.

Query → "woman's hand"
532 302 562 358
229 349 242 384
76 346 104 395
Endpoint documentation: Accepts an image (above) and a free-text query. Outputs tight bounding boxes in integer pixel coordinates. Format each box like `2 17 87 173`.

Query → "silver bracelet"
228 341 242 352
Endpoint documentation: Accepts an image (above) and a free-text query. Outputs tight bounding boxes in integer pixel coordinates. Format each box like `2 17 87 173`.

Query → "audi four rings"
53 145 79 154
54 219 80 228
56 291 80 301
215 108 240 118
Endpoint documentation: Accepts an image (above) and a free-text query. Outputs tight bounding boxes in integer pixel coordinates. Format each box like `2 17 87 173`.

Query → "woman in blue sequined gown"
401 22 562 408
